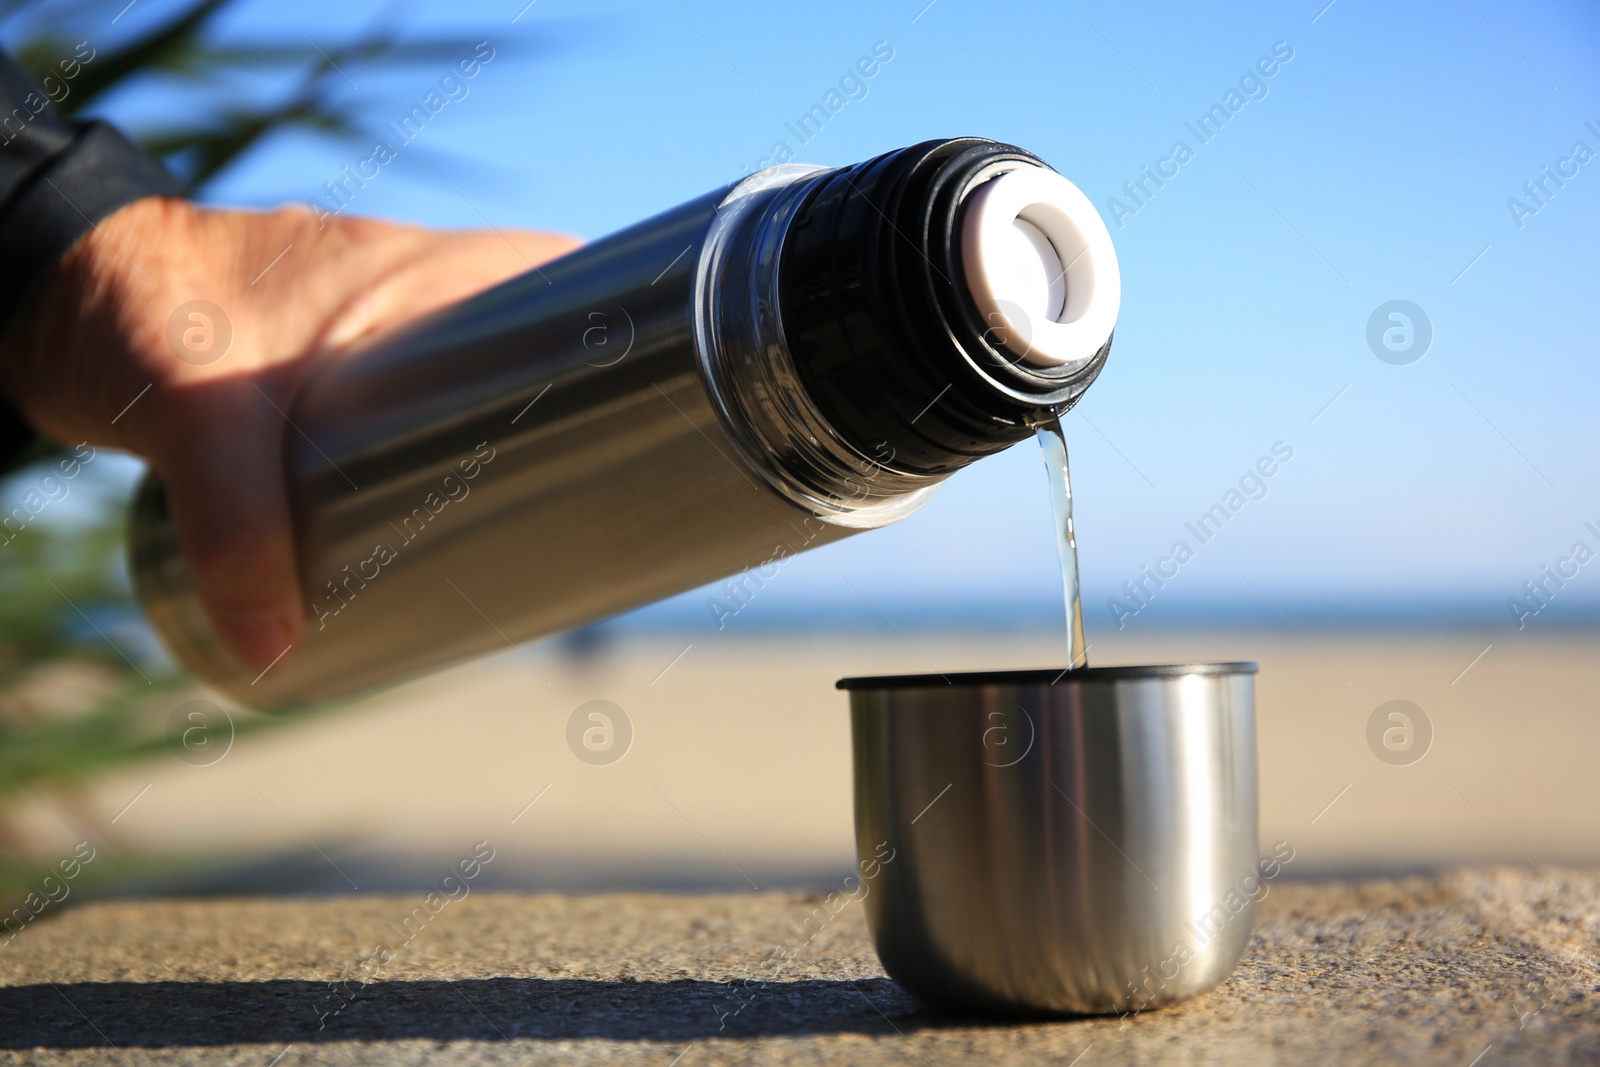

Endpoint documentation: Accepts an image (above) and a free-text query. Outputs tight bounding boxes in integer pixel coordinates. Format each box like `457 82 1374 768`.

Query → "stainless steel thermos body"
130 138 1118 707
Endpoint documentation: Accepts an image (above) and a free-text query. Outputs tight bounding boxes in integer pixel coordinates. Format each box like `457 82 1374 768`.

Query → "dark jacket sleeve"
0 49 183 469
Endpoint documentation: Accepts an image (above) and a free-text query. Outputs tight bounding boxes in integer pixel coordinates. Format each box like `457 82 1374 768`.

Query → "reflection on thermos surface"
131 137 1121 707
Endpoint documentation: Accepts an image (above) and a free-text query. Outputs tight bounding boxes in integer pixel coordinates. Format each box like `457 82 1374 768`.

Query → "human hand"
0 197 578 671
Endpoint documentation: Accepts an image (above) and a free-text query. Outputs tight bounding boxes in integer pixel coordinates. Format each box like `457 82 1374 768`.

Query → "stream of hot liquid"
1036 416 1088 670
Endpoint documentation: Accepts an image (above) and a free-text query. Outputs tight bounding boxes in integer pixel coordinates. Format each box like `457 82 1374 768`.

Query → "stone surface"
2 868 1597 1065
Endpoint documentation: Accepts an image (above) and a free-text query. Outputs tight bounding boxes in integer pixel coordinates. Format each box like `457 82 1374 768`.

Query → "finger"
155 376 304 673
318 230 582 351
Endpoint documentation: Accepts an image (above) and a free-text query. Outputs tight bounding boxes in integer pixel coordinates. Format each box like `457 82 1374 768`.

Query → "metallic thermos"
130 137 1121 707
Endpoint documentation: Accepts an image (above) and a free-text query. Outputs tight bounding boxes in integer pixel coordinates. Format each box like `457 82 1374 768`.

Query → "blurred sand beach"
9 624 1595 896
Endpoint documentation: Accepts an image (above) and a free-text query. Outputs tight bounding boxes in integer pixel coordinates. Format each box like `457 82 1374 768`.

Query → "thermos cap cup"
842 663 1260 1015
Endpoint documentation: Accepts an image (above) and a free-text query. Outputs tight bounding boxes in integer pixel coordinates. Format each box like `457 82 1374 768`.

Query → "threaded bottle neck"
776 138 1112 475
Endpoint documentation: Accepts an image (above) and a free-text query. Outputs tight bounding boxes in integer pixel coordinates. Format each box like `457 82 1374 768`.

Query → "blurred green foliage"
7 0 490 190
0 0 494 901
0 451 190 898
0 468 179 798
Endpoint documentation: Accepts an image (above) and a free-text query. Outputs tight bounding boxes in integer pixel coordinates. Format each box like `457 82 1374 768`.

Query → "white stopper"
960 165 1121 368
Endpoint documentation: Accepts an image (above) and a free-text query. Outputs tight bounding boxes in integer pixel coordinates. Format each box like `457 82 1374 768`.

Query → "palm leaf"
36 0 233 116
138 100 355 190
8 0 509 192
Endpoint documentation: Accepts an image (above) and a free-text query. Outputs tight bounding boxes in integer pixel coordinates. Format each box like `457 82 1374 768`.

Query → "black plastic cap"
777 137 1111 476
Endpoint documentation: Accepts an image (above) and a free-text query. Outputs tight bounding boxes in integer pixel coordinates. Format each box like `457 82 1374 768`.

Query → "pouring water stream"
1036 416 1088 670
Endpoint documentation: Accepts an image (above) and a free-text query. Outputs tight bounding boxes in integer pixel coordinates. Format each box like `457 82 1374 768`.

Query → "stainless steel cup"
842 663 1259 1016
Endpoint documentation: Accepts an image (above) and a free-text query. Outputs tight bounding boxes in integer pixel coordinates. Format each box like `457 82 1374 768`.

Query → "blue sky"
21 0 1600 632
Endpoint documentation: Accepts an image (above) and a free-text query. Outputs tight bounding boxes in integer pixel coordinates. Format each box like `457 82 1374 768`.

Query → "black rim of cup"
836 662 1259 690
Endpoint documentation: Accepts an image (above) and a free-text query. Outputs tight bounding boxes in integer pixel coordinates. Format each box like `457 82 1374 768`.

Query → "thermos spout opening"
958 165 1121 372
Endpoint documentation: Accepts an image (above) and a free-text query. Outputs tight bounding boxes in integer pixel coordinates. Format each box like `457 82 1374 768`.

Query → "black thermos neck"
777 137 1111 476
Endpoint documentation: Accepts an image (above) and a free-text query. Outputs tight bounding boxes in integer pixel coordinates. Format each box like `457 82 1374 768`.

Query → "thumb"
155 379 304 674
